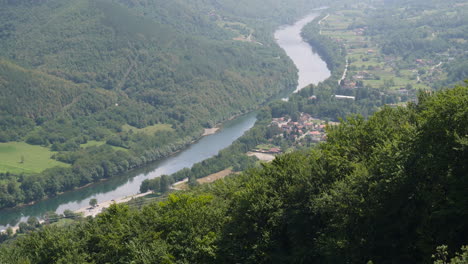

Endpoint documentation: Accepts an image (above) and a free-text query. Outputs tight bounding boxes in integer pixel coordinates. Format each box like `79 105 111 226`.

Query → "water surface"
275 13 331 92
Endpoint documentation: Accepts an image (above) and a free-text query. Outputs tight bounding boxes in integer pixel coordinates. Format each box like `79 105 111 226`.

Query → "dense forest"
0 84 466 263
0 0 329 209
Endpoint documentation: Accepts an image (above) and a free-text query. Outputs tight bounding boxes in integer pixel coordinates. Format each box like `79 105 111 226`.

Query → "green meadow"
0 142 69 174
80 140 129 151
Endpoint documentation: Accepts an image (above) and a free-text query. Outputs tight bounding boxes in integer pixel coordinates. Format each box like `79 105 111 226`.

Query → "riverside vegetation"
0 83 466 263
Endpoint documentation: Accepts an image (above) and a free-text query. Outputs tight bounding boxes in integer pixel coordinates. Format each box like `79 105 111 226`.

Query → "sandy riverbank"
202 127 220 136
74 191 153 217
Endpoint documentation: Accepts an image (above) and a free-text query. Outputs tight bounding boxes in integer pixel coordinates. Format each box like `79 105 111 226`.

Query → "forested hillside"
0 83 466 264
0 0 324 208
0 0 298 130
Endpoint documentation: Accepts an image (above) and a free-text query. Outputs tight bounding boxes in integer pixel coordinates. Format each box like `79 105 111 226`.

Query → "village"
272 112 339 142
321 8 449 96
249 113 338 160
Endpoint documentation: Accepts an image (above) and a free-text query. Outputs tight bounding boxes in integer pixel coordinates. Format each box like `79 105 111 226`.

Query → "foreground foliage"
1 84 466 263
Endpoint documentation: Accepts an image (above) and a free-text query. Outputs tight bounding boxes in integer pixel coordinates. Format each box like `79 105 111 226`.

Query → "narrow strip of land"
74 191 153 217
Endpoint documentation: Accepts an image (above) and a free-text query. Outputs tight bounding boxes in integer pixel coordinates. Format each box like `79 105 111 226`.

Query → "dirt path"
318 14 330 25
339 58 349 84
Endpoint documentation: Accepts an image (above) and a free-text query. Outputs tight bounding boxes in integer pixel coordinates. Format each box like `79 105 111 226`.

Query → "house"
269 148 282 154
353 75 364 80
342 80 356 89
335 95 356 100
304 122 313 128
309 131 322 142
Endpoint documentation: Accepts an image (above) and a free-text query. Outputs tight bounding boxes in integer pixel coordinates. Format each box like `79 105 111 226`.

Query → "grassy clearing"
122 124 174 136
217 21 253 36
0 142 69 174
174 168 234 190
80 140 129 151
255 144 278 150
80 140 106 148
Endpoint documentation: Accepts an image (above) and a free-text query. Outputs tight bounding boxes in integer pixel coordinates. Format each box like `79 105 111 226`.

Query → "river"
0 11 330 229
275 13 330 92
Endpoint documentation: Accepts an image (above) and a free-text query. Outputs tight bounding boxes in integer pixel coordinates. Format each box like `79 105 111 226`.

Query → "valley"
0 0 466 263
0 0 320 211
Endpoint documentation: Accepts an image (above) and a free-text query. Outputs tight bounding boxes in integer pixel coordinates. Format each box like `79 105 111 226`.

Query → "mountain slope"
0 0 298 126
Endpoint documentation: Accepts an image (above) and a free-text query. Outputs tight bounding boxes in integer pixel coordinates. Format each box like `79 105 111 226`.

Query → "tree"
89 198 97 208
160 175 170 193
18 222 29 233
44 211 59 224
188 175 199 188
27 216 39 228
140 179 150 193
63 209 76 218
6 227 13 237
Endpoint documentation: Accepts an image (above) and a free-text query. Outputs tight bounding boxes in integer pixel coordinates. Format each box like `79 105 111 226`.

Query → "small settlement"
272 113 339 142
249 113 339 160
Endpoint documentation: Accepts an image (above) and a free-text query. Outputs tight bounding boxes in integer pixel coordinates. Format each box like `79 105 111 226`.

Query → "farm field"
319 7 447 93
0 142 69 175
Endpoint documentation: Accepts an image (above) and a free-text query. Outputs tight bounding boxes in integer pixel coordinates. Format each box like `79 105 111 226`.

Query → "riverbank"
202 127 220 136
74 191 153 217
